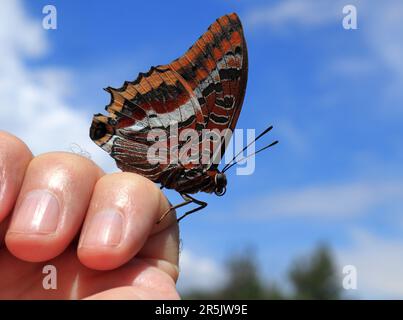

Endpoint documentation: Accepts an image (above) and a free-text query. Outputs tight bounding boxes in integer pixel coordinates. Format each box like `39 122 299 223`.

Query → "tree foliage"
183 245 342 300
289 245 341 299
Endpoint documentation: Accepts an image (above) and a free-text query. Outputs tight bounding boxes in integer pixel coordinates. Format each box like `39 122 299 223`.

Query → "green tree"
218 251 273 299
184 250 283 299
288 245 342 300
182 244 342 300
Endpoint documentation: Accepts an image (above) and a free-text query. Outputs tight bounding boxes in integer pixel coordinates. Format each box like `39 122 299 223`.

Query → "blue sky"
2 0 403 298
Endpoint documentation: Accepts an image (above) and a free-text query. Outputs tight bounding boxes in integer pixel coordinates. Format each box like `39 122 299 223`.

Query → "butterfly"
89 13 277 222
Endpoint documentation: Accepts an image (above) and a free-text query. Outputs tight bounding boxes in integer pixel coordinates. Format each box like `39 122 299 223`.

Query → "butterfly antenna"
222 125 274 171
223 140 278 173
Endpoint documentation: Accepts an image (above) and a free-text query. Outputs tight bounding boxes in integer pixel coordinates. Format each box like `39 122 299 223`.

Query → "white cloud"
326 56 376 78
245 0 403 107
0 0 116 172
177 250 227 292
0 0 47 58
246 0 340 29
337 230 403 298
241 180 403 219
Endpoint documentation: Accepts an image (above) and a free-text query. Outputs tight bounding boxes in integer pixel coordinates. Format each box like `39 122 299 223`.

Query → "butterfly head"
214 172 227 196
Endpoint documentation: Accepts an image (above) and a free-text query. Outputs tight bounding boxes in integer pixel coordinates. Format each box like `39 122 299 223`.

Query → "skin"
0 131 180 299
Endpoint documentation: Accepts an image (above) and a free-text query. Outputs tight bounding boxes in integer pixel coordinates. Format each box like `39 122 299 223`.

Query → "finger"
5 152 103 262
0 131 33 224
0 242 180 299
84 284 180 300
137 221 180 282
82 260 180 300
77 172 178 271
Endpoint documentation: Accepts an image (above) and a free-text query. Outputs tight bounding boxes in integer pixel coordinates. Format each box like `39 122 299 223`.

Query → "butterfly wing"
167 13 248 168
90 13 248 182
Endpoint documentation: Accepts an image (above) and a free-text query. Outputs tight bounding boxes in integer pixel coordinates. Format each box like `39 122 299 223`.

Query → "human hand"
0 131 180 299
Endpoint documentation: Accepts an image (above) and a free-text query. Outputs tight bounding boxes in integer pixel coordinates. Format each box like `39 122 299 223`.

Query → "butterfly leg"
157 193 207 224
177 194 207 223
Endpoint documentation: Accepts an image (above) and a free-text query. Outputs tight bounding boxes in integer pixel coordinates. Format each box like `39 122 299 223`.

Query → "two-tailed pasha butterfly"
90 13 277 222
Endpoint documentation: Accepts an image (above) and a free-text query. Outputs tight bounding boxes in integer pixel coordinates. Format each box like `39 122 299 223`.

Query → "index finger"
0 131 33 224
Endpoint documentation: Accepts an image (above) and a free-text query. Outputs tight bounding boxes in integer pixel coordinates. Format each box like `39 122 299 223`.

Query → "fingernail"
10 190 60 234
81 209 123 247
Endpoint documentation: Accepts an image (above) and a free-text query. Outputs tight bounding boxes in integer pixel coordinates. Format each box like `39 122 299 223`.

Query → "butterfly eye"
90 122 107 140
214 173 227 196
214 173 226 185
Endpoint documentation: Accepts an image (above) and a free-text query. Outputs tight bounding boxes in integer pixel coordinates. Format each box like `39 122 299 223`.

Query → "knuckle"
30 152 101 176
96 172 162 202
106 172 157 190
